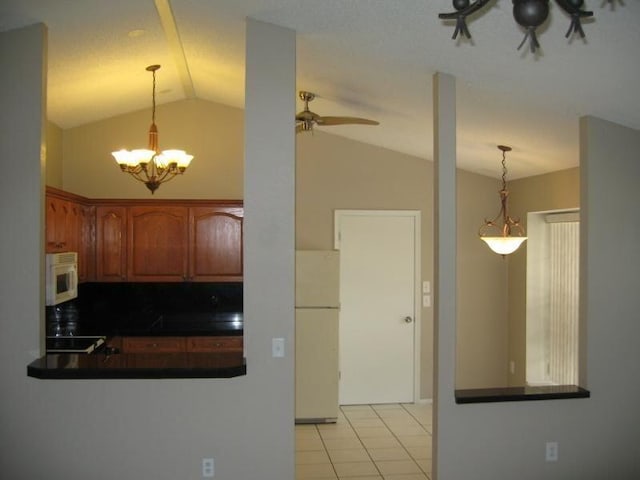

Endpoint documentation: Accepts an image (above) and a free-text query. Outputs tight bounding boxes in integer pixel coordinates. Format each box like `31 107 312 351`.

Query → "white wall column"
432 72 457 480
244 18 297 479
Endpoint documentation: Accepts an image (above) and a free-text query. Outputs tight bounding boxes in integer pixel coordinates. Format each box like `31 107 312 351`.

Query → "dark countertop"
455 385 590 404
28 352 246 379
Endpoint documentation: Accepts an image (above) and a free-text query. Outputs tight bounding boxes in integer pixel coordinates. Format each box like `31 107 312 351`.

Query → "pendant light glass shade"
480 236 527 255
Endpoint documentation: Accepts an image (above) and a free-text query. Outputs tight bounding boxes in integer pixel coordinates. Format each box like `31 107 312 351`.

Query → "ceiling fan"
295 91 379 134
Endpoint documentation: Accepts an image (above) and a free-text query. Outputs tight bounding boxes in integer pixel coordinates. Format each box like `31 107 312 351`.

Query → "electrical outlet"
202 458 215 478
545 442 558 462
272 337 285 358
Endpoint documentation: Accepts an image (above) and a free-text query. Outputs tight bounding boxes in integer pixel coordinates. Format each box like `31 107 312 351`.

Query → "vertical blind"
548 220 580 385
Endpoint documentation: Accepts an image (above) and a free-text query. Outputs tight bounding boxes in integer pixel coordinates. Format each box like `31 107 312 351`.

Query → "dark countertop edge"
455 385 590 404
111 330 243 337
27 362 246 380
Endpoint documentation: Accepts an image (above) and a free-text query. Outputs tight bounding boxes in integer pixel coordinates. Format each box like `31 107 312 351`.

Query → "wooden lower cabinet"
122 336 186 353
186 336 243 352
120 335 242 353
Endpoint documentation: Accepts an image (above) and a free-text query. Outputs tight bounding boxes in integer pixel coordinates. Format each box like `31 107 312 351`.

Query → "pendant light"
479 145 527 256
112 65 193 194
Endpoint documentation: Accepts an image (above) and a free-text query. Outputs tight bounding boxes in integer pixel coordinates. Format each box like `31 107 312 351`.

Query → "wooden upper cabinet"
96 206 127 282
45 196 65 252
46 188 243 283
127 206 189 281
77 204 95 282
189 207 243 281
45 196 76 253
45 189 93 281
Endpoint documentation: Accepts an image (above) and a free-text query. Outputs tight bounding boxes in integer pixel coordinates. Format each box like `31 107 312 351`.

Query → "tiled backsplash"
77 282 243 318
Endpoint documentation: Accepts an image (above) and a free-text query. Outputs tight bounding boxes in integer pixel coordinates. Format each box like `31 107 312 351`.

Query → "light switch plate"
423 294 431 308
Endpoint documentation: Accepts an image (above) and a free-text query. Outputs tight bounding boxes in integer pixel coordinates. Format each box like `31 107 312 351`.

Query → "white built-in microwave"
45 252 78 306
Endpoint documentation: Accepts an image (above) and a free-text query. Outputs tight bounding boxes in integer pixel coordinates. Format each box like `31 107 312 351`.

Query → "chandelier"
438 0 618 53
479 145 527 256
112 65 193 194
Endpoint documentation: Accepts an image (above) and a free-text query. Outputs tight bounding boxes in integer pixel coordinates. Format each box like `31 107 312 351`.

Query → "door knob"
404 316 413 323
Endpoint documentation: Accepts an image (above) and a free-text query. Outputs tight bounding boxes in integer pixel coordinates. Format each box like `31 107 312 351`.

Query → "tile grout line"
313 422 341 479
335 405 385 478
399 402 432 434
398 403 433 480
372 404 430 478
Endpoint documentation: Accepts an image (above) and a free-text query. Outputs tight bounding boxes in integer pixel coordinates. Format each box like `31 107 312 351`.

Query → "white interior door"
335 210 419 405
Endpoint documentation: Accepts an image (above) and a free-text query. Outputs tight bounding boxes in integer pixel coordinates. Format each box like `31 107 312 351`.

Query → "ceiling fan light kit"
439 0 620 53
111 64 193 194
295 91 379 134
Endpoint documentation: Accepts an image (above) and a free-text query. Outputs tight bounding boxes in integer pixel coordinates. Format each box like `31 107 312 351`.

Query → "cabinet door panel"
78 205 96 282
45 197 70 252
128 207 188 281
122 336 186 353
65 201 81 254
189 207 243 281
186 336 243 352
96 206 127 281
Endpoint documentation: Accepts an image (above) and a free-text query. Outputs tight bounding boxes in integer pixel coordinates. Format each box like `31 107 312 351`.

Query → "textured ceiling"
1 0 638 179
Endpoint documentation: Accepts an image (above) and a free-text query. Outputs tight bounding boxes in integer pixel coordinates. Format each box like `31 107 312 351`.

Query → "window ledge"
455 385 590 404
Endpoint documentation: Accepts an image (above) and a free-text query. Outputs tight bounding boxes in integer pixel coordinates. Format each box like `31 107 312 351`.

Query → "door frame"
334 209 422 403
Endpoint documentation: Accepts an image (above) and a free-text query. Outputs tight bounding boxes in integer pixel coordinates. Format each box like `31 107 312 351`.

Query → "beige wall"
62 98 244 199
6 22 640 480
435 71 640 478
2 21 295 480
52 101 509 400
507 167 580 385
296 130 436 399
296 131 513 397
456 170 510 388
45 120 63 188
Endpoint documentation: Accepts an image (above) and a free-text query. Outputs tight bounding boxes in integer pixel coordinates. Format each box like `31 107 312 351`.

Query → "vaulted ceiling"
1 0 638 179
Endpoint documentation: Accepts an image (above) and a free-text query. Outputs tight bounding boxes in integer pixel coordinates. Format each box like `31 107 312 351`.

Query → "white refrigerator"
295 250 340 423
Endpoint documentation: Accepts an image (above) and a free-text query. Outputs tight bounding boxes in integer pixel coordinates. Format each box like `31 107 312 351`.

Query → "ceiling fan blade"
316 116 379 126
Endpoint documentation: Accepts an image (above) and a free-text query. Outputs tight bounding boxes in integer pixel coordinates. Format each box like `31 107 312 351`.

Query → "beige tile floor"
296 403 432 480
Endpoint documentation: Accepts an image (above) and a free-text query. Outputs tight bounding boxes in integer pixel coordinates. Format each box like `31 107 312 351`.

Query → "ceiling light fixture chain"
111 64 193 194
478 145 528 256
150 64 157 127
437 0 622 53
